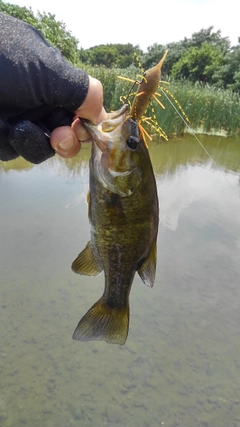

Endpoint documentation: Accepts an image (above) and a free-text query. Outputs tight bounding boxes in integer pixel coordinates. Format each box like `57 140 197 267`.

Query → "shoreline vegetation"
1 2 240 139
87 66 240 139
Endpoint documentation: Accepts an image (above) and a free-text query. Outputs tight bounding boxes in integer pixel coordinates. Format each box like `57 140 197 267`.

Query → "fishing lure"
118 51 170 143
118 53 239 199
130 50 168 122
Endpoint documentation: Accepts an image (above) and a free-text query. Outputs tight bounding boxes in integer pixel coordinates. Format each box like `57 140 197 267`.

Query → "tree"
213 45 240 91
143 27 230 78
171 43 225 83
164 42 186 75
182 26 230 54
0 0 38 26
0 1 80 64
141 43 166 70
114 43 142 68
80 43 141 68
36 12 79 64
142 42 186 76
83 45 119 68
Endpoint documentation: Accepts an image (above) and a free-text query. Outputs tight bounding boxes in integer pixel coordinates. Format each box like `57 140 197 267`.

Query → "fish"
72 104 159 345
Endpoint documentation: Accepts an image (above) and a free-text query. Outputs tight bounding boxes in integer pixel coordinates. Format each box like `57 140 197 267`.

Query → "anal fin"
72 241 102 276
137 239 157 287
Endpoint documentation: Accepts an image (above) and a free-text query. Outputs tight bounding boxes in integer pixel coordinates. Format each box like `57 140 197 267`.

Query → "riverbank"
87 66 240 138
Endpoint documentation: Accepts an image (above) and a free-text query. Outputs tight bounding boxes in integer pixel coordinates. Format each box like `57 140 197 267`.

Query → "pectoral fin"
137 239 157 288
72 242 102 276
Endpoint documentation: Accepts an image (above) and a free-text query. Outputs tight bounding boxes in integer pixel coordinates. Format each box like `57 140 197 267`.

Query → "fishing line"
160 87 240 200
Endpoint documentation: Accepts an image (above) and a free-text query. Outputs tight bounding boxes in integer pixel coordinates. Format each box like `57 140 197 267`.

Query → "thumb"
50 126 81 158
75 76 107 124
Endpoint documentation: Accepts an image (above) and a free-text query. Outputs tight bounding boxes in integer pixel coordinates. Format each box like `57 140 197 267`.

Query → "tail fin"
72 298 129 345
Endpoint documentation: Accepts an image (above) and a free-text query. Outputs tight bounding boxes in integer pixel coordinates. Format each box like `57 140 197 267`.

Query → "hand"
50 76 107 159
0 12 107 164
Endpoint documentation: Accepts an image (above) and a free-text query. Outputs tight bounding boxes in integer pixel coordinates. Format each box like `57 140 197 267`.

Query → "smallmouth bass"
72 104 159 345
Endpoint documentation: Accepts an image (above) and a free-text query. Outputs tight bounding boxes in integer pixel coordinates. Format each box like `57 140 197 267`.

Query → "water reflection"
2 133 239 175
0 135 240 427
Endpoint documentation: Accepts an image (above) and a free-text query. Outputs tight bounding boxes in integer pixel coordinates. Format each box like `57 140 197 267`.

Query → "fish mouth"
101 104 128 132
81 104 129 151
108 167 136 178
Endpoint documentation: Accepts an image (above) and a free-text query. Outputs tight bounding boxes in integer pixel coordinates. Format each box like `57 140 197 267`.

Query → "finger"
50 126 81 158
71 118 92 143
75 76 107 124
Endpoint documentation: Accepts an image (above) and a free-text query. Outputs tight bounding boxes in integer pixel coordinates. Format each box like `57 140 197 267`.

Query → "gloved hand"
0 108 75 163
0 12 106 164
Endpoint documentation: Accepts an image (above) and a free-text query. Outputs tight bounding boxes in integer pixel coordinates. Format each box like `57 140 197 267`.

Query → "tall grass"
85 66 240 137
85 65 139 111
161 80 240 136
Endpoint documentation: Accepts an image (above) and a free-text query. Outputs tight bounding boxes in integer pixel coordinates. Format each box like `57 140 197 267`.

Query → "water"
0 134 240 427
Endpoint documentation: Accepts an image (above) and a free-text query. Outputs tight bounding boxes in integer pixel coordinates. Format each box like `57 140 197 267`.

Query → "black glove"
0 107 75 163
0 12 89 164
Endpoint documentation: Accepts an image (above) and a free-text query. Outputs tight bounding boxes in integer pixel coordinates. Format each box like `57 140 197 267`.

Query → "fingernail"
58 136 74 151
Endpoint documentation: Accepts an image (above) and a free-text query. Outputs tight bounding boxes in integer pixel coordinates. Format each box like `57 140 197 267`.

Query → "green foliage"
158 79 240 135
213 46 240 91
84 65 138 110
0 0 37 25
182 26 231 54
141 27 232 85
87 66 240 136
0 0 80 64
1 0 240 133
1 1 239 91
115 44 143 68
80 44 142 68
141 42 186 77
35 12 80 64
82 45 119 68
162 42 186 76
141 44 166 70
230 70 240 92
171 43 224 83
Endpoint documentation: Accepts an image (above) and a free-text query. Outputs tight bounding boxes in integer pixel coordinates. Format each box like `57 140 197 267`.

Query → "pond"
0 133 240 427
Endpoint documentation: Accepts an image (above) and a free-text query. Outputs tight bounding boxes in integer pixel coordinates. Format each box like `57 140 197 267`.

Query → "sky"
6 0 240 50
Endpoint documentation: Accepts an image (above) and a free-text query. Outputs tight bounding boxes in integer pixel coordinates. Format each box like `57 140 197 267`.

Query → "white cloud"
157 163 240 232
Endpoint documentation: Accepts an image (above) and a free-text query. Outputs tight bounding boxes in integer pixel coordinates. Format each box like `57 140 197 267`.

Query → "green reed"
86 66 240 137
85 65 139 111
162 80 240 136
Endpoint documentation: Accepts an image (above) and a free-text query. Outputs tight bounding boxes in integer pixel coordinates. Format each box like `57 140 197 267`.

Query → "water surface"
0 134 240 427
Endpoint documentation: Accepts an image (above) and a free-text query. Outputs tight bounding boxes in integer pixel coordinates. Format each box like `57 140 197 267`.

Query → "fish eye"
126 136 139 151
